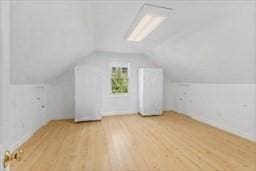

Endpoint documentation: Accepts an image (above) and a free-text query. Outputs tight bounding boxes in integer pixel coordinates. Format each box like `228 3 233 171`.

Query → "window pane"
111 66 128 94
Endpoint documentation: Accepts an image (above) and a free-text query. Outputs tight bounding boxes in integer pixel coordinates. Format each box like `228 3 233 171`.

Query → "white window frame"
109 62 130 96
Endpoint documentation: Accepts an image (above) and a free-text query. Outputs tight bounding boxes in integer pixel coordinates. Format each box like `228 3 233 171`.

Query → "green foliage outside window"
111 67 128 94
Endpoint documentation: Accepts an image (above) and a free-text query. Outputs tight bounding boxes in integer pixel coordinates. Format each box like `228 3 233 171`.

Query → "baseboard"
103 113 137 117
49 116 74 121
9 123 50 152
9 127 37 152
138 112 163 116
75 115 102 122
164 110 178 114
102 111 137 116
49 112 137 120
191 115 256 142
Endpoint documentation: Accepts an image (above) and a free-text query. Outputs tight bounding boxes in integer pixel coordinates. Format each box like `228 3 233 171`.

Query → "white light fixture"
127 14 166 42
126 4 171 42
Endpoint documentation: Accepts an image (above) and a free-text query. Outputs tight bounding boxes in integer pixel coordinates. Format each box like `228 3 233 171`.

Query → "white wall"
96 52 156 115
8 85 47 151
163 80 178 111
0 0 11 159
1 1 48 158
46 72 75 120
166 83 256 141
47 51 173 119
10 1 95 84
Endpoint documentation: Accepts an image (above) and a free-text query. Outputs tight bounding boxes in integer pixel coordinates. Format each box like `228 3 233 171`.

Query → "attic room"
0 0 255 170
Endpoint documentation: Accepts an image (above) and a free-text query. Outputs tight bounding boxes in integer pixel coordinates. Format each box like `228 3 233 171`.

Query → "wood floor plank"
10 112 256 171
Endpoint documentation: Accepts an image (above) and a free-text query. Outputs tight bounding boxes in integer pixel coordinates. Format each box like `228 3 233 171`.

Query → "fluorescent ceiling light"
127 14 166 42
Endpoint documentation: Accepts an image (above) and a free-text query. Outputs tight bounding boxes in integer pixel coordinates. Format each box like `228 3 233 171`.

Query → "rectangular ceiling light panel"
127 4 171 42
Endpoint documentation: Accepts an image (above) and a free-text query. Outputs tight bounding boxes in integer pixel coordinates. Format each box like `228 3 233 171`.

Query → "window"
110 64 129 94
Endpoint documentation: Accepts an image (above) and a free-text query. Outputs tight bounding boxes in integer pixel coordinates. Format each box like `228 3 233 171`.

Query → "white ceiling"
148 1 256 83
10 1 95 83
10 1 255 84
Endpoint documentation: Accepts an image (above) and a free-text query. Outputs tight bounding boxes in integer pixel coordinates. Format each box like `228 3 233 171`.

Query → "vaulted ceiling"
10 1 94 83
10 1 255 84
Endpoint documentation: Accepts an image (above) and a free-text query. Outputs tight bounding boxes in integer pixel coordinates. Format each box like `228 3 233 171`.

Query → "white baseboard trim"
9 123 50 152
9 126 39 152
75 115 102 122
49 116 74 121
9 133 32 152
191 115 256 142
102 111 137 116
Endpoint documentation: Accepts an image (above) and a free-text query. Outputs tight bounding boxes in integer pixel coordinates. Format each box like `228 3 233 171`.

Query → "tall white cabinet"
138 68 163 116
74 66 102 122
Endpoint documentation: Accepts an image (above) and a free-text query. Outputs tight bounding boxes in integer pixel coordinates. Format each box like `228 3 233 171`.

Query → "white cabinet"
138 68 163 116
74 66 102 122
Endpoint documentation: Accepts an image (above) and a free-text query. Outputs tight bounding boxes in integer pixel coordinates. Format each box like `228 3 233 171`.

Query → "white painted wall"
97 52 156 115
0 0 11 161
166 83 256 141
8 85 47 151
46 71 74 120
10 1 95 84
1 2 48 160
47 51 173 119
163 80 178 111
0 0 4 154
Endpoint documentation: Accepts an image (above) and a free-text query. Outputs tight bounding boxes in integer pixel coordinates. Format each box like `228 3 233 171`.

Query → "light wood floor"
11 112 256 171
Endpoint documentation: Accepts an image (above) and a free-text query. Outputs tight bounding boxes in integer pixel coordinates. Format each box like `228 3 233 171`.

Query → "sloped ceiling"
10 1 94 84
10 1 255 84
146 1 255 83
